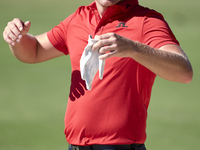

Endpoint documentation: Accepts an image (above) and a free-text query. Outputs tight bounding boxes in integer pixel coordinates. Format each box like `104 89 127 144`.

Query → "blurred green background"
0 0 199 150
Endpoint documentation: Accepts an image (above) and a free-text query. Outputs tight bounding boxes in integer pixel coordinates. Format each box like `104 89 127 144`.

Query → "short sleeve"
47 13 75 55
142 10 179 49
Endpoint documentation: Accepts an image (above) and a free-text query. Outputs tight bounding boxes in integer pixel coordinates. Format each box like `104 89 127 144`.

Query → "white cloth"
80 35 105 90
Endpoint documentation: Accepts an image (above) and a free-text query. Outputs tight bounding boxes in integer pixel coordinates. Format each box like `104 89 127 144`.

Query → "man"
3 0 193 150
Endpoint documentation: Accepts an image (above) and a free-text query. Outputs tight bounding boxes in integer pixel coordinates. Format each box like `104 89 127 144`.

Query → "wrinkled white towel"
80 35 105 90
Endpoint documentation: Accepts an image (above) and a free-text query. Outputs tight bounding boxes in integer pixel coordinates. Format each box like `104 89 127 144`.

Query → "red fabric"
47 0 179 146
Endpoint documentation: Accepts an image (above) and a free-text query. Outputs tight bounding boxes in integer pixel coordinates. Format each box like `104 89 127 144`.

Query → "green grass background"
0 0 199 150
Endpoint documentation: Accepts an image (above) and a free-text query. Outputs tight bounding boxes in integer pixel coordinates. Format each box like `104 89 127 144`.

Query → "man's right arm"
3 18 64 63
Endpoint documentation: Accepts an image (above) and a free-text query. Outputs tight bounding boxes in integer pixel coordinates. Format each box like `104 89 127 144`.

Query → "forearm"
131 41 193 83
88 33 193 83
10 34 38 63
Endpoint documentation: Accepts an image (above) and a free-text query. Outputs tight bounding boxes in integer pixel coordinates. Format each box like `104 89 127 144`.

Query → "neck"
95 0 124 18
96 4 108 18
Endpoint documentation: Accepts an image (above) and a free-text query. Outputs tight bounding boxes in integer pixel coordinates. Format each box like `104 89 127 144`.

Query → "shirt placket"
93 9 118 37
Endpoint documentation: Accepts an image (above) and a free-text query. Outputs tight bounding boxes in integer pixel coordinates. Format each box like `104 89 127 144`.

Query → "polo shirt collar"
89 0 139 12
116 0 139 12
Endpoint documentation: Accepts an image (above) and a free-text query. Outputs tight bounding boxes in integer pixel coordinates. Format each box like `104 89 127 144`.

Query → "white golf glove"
80 35 105 90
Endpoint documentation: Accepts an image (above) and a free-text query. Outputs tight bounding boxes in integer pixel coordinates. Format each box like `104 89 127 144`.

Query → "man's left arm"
92 33 193 83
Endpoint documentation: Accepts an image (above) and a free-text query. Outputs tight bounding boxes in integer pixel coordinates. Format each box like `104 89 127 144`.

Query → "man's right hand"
3 18 31 46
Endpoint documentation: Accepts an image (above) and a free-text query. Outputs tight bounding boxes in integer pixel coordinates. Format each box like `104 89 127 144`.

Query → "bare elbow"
183 69 193 84
168 63 193 84
178 56 193 84
179 66 193 84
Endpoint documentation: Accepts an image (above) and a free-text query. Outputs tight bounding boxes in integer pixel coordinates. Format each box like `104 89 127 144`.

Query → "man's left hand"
92 33 135 59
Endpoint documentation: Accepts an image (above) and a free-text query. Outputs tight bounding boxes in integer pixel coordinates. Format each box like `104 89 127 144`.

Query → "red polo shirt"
47 0 179 146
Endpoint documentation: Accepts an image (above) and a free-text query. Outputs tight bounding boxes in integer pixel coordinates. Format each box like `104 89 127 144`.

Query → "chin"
97 0 121 7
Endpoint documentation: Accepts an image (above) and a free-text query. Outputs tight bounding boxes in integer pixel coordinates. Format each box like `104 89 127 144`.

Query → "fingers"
3 18 31 46
92 33 118 52
99 50 118 60
23 21 31 34
95 32 116 40
92 33 119 59
93 33 134 59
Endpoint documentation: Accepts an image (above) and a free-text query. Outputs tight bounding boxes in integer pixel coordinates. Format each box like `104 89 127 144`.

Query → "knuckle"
99 47 105 54
7 21 12 26
13 18 19 22
4 36 11 43
3 31 7 38
8 18 22 29
3 33 6 40
101 47 106 52
111 37 117 43
110 32 115 36
4 36 9 41
3 30 10 39
112 43 117 48
98 40 103 46
7 32 15 40
10 25 16 30
4 26 8 31
7 22 15 30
